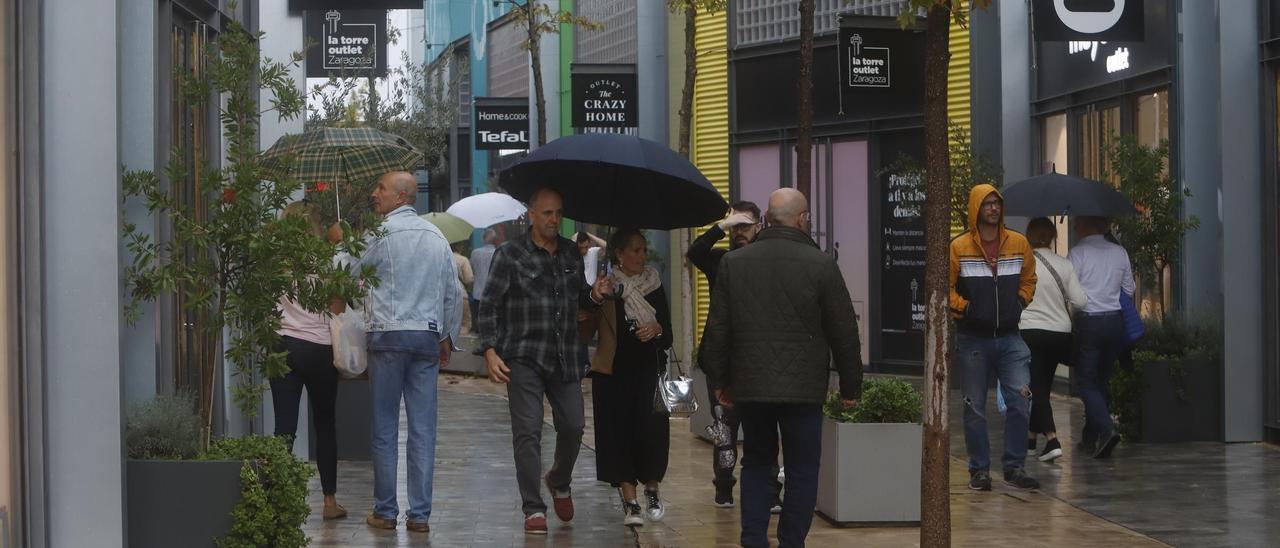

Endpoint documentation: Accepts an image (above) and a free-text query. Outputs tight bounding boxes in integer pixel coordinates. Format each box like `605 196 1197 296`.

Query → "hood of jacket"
968 183 1006 247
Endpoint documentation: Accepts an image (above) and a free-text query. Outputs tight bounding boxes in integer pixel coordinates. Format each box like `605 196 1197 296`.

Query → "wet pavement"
950 383 1280 548
298 371 1280 546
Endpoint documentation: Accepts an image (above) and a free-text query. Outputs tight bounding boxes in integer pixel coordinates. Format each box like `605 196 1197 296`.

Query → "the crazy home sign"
473 97 530 150
571 64 638 129
304 10 387 78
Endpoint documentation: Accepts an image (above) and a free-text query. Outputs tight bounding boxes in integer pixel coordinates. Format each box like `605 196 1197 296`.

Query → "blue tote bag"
1120 291 1144 348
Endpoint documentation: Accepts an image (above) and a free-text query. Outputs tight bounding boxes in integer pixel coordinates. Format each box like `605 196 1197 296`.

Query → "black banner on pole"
1032 0 1144 42
304 10 387 78
474 97 530 150
836 17 925 121
570 64 638 129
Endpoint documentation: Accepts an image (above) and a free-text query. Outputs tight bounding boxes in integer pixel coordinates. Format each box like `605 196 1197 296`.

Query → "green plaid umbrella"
420 212 474 244
261 127 423 217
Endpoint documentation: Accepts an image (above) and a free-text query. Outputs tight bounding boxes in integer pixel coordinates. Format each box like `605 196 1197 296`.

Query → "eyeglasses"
980 201 1003 210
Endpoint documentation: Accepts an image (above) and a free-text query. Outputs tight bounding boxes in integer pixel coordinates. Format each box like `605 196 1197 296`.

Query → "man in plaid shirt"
478 187 613 534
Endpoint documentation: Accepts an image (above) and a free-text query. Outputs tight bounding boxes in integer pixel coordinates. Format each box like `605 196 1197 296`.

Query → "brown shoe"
524 513 548 534
406 520 430 533
544 475 575 522
366 513 396 530
323 503 347 520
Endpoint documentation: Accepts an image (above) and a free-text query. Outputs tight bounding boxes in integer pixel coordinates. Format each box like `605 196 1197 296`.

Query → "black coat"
700 226 862 404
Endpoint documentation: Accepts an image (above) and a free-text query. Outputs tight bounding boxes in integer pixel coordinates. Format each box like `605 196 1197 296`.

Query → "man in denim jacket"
361 171 463 533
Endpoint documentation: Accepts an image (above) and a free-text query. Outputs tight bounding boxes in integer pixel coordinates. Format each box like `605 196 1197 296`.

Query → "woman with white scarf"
586 228 673 528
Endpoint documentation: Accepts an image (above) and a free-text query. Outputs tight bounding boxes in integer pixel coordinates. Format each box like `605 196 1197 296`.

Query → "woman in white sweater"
1019 218 1088 462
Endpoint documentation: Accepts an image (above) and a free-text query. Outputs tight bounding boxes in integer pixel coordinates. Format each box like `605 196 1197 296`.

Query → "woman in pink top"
270 201 348 520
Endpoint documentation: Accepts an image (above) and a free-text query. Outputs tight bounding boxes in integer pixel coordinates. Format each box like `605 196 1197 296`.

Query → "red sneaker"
544 475 575 522
524 512 548 534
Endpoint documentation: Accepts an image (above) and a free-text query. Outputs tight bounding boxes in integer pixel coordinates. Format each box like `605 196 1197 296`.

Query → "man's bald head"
384 171 417 204
765 188 809 231
371 170 418 215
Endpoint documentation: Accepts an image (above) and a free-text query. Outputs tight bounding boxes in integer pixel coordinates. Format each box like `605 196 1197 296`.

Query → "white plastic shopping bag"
330 308 367 379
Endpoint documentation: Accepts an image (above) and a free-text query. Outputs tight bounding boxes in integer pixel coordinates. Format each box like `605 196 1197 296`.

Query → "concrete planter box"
126 459 243 547
310 378 372 461
1141 358 1221 442
816 419 921 525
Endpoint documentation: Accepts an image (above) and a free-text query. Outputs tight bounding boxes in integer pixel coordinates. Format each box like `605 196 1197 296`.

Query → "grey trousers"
506 361 585 515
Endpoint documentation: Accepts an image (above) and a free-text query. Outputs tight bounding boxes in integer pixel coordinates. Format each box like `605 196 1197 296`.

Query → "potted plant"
816 378 923 525
125 393 242 547
1109 320 1222 443
121 9 369 547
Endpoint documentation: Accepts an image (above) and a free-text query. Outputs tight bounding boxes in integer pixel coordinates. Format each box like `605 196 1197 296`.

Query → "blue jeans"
957 333 1032 473
1073 312 1124 443
738 403 822 548
369 339 441 522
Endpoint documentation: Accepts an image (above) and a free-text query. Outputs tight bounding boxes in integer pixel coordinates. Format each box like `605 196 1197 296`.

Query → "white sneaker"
644 489 665 521
623 500 644 527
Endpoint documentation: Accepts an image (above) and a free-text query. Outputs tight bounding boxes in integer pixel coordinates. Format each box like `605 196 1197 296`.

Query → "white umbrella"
446 192 527 227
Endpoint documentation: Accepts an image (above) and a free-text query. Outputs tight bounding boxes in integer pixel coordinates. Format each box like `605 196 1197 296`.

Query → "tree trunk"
678 2 698 158
527 7 548 147
920 5 953 547
795 0 815 199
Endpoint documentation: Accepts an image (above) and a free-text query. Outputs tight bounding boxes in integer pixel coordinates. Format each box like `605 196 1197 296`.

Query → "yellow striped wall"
692 10 730 346
949 16 972 236
947 17 972 134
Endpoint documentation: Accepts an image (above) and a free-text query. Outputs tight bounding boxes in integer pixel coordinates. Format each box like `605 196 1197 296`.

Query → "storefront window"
169 16 216 396
1136 89 1170 150
1078 105 1120 184
1042 113 1069 254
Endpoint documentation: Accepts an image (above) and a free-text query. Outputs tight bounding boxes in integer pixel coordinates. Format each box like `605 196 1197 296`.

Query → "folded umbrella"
420 212 474 245
446 192 527 227
1001 172 1136 218
498 133 727 229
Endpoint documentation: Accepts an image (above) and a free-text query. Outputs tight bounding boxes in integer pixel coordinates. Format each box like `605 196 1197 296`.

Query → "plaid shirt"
478 232 598 380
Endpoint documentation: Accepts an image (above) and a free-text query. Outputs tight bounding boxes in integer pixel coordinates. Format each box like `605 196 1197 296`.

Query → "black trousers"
1021 329 1072 435
591 371 670 486
739 403 822 548
269 335 338 495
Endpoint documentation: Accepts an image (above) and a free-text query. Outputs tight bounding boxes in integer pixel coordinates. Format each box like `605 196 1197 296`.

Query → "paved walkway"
299 372 1205 547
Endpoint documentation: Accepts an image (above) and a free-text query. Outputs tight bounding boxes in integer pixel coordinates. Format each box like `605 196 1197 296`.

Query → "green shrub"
202 435 313 548
125 392 201 460
1109 319 1222 442
825 378 923 424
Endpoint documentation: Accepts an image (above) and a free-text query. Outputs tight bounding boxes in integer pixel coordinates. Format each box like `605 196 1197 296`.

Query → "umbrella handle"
335 182 341 220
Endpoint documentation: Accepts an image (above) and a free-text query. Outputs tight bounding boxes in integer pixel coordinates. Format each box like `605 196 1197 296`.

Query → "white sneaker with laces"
623 500 644 526
644 489 665 521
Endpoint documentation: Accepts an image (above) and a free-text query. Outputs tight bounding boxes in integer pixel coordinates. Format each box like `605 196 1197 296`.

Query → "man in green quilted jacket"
701 187 862 548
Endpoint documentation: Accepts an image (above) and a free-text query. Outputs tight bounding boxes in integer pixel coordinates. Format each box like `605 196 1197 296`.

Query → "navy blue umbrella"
498 133 728 229
1001 172 1136 218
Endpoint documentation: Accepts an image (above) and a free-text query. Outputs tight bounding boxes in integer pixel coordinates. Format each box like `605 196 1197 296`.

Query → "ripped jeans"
957 333 1032 473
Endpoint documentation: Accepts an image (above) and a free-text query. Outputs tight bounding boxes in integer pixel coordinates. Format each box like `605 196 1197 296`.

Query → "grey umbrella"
1001 172 1136 218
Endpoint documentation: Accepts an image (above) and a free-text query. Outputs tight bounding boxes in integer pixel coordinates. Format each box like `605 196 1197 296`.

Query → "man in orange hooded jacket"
949 184 1040 491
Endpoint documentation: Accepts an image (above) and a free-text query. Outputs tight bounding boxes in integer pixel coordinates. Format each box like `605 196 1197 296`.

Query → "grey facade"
5 1 310 545
983 0 1271 442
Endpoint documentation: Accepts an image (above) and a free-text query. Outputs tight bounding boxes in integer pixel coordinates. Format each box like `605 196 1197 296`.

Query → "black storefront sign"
304 10 387 78
571 64 638 128
879 166 927 363
291 0 420 10
1033 0 1144 42
836 17 926 121
474 97 530 150
1035 0 1170 99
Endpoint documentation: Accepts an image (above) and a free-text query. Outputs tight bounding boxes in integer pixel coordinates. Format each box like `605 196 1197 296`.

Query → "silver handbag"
654 353 699 417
